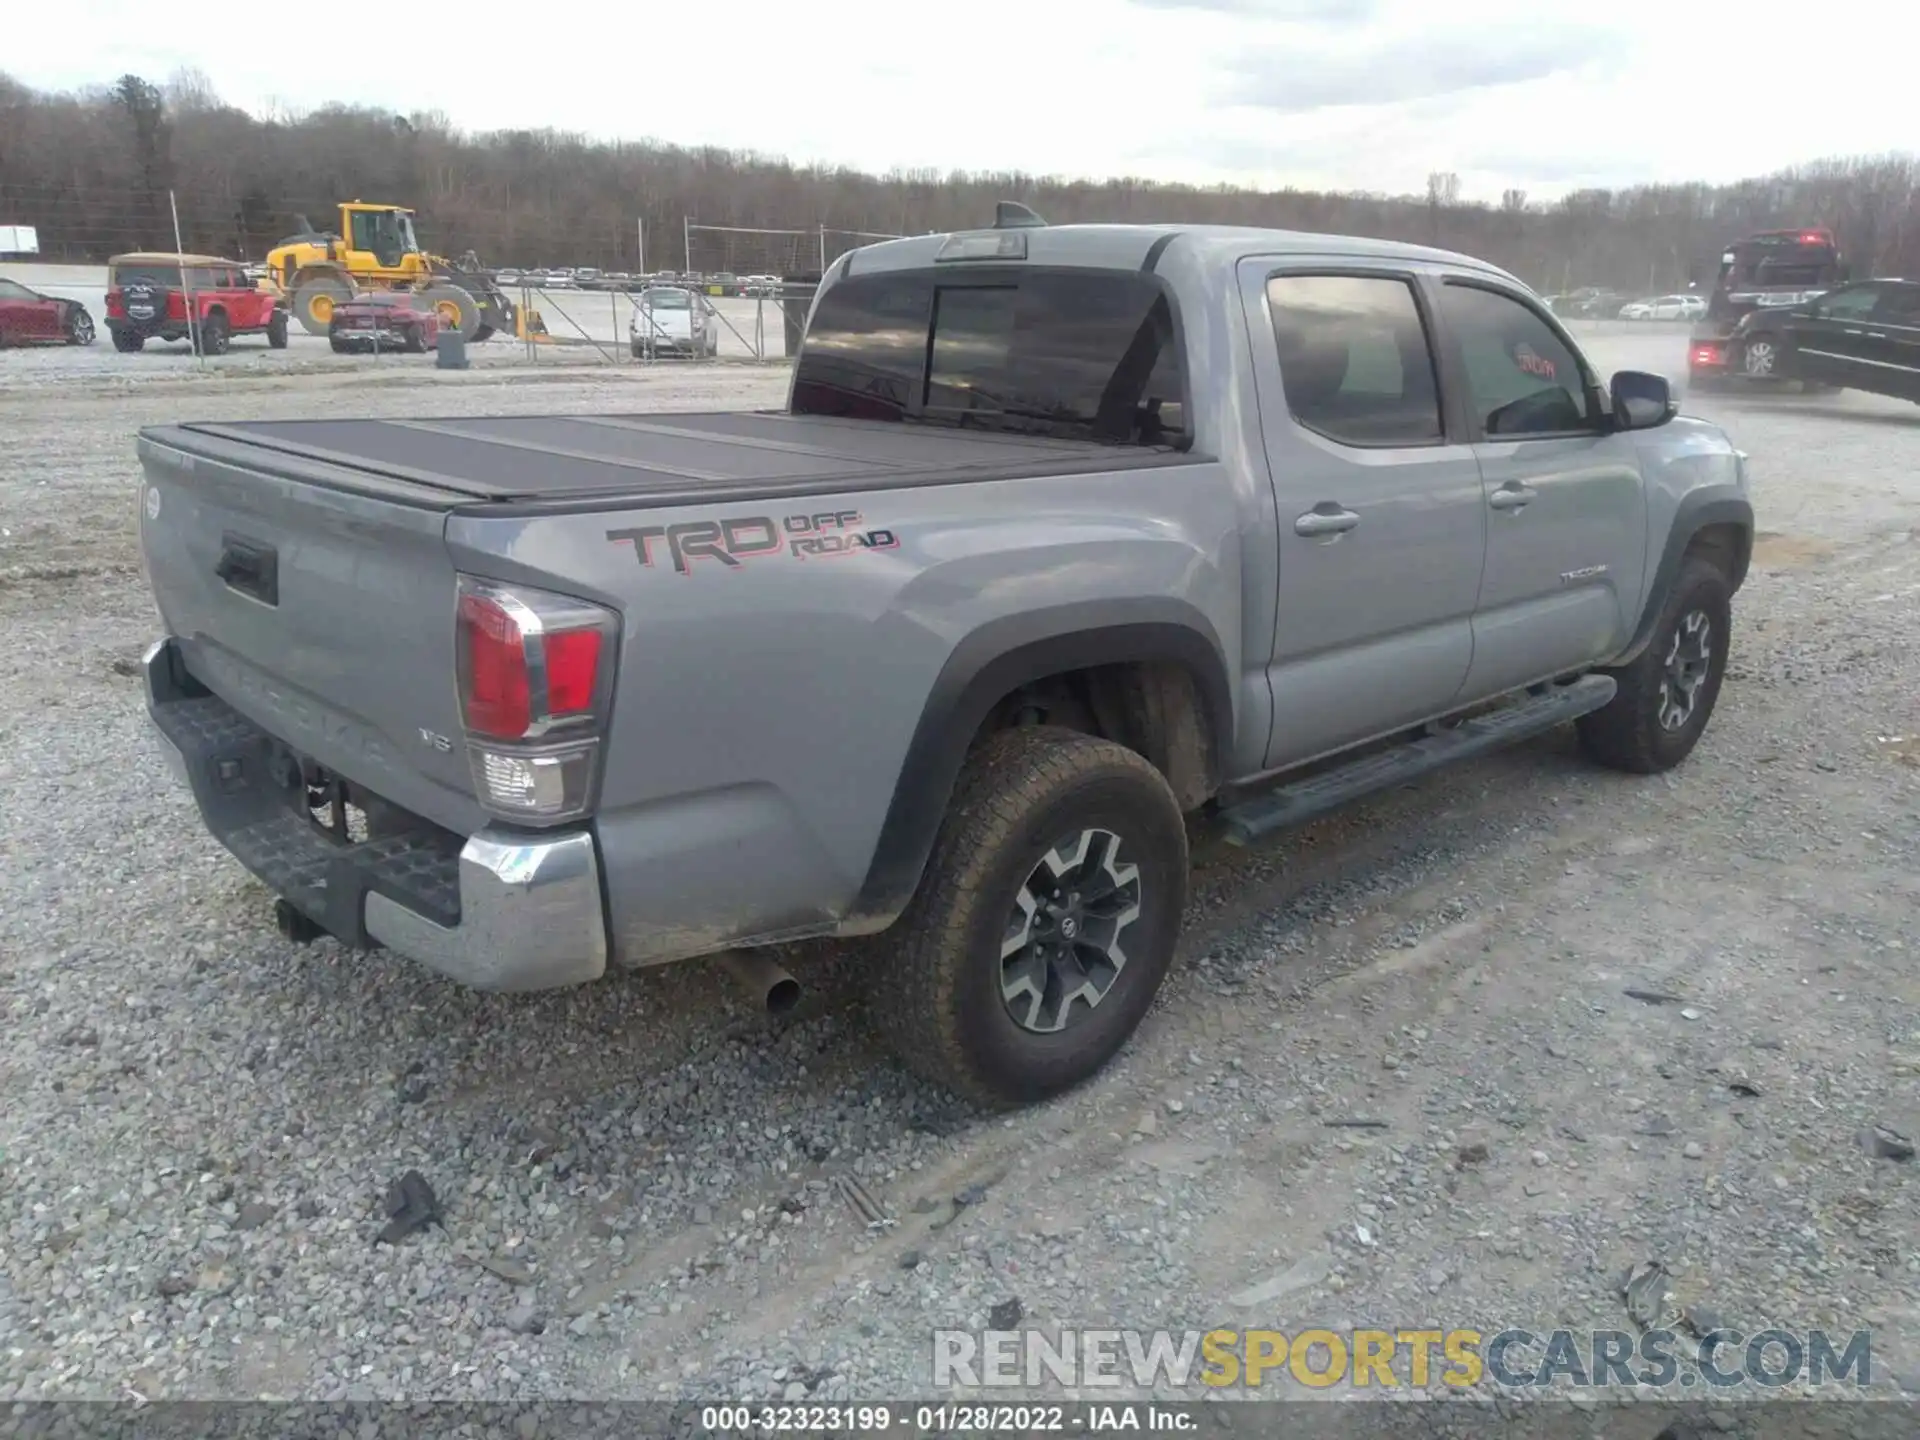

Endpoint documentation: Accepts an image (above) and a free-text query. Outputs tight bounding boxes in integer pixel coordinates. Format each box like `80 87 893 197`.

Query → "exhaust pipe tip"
764 973 801 1018
717 949 802 1018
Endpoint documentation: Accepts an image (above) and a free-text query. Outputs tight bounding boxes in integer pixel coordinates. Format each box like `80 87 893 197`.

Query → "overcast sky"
9 0 1901 200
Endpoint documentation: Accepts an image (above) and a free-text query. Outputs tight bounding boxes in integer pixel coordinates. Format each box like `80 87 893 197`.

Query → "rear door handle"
1488 484 1536 511
1294 505 1361 538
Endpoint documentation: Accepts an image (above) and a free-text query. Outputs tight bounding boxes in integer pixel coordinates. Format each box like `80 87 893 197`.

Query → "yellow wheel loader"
263 202 542 342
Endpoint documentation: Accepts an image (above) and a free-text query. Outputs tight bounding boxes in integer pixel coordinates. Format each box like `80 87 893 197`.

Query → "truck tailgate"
138 431 484 836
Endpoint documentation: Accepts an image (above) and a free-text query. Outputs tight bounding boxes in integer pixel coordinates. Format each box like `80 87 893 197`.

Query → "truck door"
1236 259 1487 770
1429 277 1649 701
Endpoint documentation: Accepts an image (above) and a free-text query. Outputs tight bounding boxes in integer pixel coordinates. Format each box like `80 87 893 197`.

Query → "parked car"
494 269 524 287
1713 277 1920 400
135 212 1751 1108
1618 294 1703 321
104 253 288 354
327 292 440 354
1546 287 1630 319
0 276 95 346
630 285 718 358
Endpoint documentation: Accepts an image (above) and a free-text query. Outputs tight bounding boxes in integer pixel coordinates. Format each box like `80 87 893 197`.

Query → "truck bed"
142 411 1201 511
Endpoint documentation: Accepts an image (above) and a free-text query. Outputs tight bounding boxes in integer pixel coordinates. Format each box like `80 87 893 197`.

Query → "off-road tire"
111 327 143 352
418 284 482 341
266 310 289 349
293 276 354 335
1577 555 1732 774
868 725 1188 1108
193 311 230 356
472 323 496 344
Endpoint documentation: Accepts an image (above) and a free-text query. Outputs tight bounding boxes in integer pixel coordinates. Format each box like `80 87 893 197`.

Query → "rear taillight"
455 576 618 823
105 289 125 318
1692 344 1722 367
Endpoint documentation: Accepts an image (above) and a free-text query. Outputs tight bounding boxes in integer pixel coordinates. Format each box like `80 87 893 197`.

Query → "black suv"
1727 278 1920 402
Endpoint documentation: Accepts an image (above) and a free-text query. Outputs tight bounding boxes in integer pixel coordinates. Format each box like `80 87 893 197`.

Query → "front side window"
1438 282 1594 438
1816 285 1884 319
0 279 33 300
1266 274 1443 446
1873 285 1920 322
793 268 1185 446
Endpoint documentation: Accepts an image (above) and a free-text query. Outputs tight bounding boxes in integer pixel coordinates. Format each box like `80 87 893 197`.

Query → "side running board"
1218 675 1617 847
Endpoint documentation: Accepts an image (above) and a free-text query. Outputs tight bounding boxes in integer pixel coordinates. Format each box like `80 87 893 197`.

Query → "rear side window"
1437 283 1594 438
1266 275 1442 446
1819 285 1883 319
793 268 1186 447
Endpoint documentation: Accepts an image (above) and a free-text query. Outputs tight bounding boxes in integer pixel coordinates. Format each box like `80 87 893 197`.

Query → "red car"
328 292 441 353
0 276 96 347
103 252 288 354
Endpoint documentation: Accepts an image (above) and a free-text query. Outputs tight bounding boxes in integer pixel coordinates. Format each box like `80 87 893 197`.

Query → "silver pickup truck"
138 208 1752 1107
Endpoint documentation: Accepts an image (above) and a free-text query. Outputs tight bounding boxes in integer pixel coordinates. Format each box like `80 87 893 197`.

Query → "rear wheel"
329 336 349 354
1739 334 1782 379
193 311 230 356
868 726 1189 1108
293 276 354 335
1577 556 1732 775
418 284 481 341
111 327 144 353
266 310 289 349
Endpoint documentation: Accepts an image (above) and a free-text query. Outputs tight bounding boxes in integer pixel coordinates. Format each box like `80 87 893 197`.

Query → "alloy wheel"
1000 828 1142 1035
1658 609 1713 731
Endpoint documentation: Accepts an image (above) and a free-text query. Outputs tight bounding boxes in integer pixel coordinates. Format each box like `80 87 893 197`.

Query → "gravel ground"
1 333 1917 1414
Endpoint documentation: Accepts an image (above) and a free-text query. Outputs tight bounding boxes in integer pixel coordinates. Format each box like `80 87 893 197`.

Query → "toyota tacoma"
137 208 1753 1107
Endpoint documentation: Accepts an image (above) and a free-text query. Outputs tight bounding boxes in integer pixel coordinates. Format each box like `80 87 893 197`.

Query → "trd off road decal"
608 509 899 575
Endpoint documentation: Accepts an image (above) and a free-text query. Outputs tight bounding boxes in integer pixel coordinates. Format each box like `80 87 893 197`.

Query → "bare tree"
1 71 1916 287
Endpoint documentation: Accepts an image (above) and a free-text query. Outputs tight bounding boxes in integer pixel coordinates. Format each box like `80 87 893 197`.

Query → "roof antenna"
994 201 1046 230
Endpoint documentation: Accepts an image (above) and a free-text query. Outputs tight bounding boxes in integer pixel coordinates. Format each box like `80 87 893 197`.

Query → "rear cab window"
1265 274 1444 446
793 267 1187 447
1436 281 1596 438
113 263 183 288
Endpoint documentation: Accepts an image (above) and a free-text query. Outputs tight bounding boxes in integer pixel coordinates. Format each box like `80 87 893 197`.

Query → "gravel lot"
2 330 1917 1414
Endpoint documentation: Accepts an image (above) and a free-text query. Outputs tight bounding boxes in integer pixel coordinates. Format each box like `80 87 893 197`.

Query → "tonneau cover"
153 411 1196 509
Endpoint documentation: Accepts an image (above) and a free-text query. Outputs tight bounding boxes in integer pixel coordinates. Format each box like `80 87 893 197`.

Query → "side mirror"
1611 369 1678 431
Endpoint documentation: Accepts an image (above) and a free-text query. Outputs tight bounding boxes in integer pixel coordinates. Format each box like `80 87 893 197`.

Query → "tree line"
2 69 1917 292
